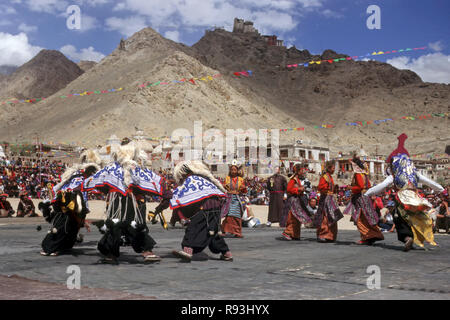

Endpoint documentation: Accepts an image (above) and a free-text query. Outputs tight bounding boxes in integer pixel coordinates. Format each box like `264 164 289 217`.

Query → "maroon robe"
267 174 287 223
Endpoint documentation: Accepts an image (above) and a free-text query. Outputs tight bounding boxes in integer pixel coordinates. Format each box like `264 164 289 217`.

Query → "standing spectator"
266 167 287 226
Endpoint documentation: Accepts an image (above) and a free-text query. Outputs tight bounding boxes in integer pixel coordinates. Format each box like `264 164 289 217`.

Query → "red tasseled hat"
386 133 409 163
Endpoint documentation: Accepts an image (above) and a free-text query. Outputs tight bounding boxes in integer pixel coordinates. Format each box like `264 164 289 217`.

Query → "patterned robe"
314 173 343 228
344 173 379 226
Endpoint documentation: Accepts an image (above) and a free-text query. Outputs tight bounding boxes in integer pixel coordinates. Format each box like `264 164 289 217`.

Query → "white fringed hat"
174 160 226 193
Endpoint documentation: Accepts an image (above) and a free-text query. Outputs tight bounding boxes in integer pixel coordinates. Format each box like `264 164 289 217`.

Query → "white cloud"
73 0 111 6
105 16 148 37
110 0 327 38
320 9 343 18
78 15 99 32
0 4 17 14
24 0 69 14
164 30 180 42
18 23 38 33
60 44 106 62
0 20 13 27
0 32 42 66
113 2 127 11
240 0 323 9
284 36 298 49
428 41 444 52
253 10 297 33
387 53 450 84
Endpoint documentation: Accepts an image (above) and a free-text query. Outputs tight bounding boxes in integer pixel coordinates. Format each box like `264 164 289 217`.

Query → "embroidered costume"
343 151 384 245
39 150 101 256
170 161 232 262
365 134 444 251
315 161 343 242
281 163 313 240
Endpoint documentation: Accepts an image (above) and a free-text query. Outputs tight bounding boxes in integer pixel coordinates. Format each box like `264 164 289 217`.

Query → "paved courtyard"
0 217 449 300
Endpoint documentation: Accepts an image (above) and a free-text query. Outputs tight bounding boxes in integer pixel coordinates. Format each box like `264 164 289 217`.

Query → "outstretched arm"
417 173 444 193
364 175 393 197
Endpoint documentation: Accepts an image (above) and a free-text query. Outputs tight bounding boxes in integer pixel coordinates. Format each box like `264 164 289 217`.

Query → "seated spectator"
0 193 14 217
304 198 318 228
16 192 37 217
378 202 395 232
435 195 449 233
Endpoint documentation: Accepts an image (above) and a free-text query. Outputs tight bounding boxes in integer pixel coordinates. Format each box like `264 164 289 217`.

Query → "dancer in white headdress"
39 150 101 256
170 160 233 262
84 141 164 263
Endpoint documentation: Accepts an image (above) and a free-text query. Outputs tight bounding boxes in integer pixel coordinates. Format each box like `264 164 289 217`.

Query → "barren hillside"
0 28 448 156
0 28 299 147
193 29 450 155
0 50 83 100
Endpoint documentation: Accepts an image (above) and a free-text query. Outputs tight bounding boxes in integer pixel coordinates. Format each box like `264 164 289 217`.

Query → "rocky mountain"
193 29 449 155
0 65 18 75
0 27 448 156
77 61 97 72
0 28 297 147
0 50 83 100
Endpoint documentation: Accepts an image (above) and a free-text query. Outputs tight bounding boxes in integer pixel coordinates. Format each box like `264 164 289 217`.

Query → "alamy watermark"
366 265 381 290
66 265 81 289
366 5 381 30
66 5 81 30
169 121 280 168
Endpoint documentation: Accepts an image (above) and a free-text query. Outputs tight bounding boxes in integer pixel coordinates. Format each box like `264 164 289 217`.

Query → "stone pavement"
0 217 449 300
5 198 358 230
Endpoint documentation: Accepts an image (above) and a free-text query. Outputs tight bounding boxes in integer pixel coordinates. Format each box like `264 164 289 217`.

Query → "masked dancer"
84 143 163 263
365 134 444 251
281 163 313 240
344 150 384 245
315 161 344 243
39 150 101 256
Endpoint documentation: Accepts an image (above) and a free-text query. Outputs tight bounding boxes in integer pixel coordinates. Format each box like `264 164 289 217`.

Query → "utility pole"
35 133 41 199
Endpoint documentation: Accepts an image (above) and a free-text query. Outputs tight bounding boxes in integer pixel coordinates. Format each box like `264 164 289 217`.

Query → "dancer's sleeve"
417 173 444 193
155 185 173 213
364 175 393 197
317 176 329 193
287 178 302 195
351 174 365 194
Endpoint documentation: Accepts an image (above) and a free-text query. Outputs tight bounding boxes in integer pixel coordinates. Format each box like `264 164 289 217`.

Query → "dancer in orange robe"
344 152 384 245
282 163 313 240
315 161 343 243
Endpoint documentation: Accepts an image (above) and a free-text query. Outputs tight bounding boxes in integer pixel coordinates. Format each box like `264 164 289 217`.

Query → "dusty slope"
77 61 97 72
193 29 450 155
0 50 83 100
0 28 299 147
1 28 448 156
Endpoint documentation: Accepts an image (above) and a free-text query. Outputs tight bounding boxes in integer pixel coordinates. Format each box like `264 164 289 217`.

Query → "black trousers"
97 222 156 258
181 208 229 254
137 202 147 224
41 213 80 254
393 213 414 243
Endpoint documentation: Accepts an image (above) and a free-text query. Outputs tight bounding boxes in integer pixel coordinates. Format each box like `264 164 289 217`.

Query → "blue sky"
0 0 449 82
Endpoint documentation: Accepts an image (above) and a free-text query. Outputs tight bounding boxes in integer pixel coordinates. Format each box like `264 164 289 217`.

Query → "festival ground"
0 213 449 300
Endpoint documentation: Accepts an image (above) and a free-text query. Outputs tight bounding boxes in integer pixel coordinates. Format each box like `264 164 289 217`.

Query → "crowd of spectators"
1 157 448 233
0 157 67 199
